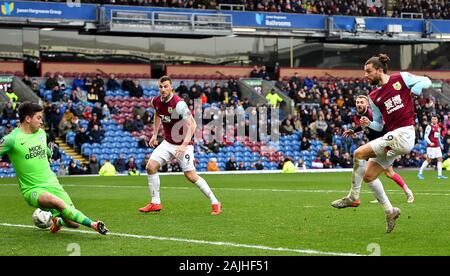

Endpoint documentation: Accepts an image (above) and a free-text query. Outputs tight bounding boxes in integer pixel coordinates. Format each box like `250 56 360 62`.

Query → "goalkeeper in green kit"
0 102 108 235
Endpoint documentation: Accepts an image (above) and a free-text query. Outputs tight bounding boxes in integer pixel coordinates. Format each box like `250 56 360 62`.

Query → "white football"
32 208 53 229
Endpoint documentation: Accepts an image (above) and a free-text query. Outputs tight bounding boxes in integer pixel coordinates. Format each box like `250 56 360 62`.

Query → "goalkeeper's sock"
55 217 79 228
61 206 93 228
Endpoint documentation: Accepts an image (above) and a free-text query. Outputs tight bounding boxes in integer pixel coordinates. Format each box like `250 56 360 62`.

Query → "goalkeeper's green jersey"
0 127 59 195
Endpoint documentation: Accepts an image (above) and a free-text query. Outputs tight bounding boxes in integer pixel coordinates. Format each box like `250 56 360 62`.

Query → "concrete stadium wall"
280 67 450 80
42 62 151 76
0 62 23 74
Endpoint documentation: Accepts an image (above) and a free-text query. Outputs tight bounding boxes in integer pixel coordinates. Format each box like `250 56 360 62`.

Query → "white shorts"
426 147 443 159
368 126 415 169
149 140 195 172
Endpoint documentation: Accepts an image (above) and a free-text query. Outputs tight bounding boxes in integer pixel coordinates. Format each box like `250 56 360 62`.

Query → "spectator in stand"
74 127 90 150
92 102 103 119
30 78 39 94
73 74 84 90
68 161 84 175
207 157 219 171
114 154 127 173
49 142 62 163
87 87 98 103
259 65 270 80
94 74 104 89
189 86 201 100
123 115 135 132
88 124 104 144
126 156 140 176
225 155 238 171
252 159 265 170
297 159 307 170
290 72 302 88
2 101 17 121
89 155 100 175
22 74 31 87
303 75 314 90
57 163 67 176
130 80 144 98
132 104 146 118
281 119 294 135
330 149 343 168
88 113 102 131
133 114 145 132
121 76 134 92
45 73 61 102
57 74 67 90
106 73 121 91
250 65 260 78
176 81 189 99
238 161 246 170
341 152 353 168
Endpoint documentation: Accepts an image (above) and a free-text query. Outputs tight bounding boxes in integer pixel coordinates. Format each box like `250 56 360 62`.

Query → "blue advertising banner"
365 18 423 32
332 16 424 33
429 20 450 34
1 1 448 34
0 0 97 20
222 11 326 29
101 5 326 29
332 16 355 31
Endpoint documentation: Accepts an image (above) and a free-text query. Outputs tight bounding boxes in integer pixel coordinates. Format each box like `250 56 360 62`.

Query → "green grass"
0 170 449 256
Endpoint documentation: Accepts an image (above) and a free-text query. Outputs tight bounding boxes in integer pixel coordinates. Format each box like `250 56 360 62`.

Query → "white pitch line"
2 183 450 196
0 222 362 256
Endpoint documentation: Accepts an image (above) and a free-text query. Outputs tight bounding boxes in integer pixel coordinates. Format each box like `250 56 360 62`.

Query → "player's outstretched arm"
400 72 432 95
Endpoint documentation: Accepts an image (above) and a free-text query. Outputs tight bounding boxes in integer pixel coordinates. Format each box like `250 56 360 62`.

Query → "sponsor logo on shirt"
384 94 404 114
25 145 47 160
168 107 173 113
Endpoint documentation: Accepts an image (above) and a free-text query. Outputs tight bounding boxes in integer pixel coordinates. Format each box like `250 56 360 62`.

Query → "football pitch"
0 171 449 256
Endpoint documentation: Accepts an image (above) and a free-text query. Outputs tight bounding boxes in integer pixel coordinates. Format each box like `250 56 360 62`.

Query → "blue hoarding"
222 11 326 29
0 0 97 20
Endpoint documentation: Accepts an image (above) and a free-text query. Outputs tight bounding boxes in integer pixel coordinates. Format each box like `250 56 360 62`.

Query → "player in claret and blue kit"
331 53 432 233
418 114 448 180
139 76 221 215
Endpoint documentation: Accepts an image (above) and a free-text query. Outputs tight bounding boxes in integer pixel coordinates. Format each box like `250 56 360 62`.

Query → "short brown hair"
18 101 43 123
356 95 369 102
365 53 390 73
158 75 172 84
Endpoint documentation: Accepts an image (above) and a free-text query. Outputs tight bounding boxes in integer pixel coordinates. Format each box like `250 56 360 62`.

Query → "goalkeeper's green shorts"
23 185 74 217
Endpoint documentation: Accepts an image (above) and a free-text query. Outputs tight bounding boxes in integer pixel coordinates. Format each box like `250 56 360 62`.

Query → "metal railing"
400 12 423 19
218 4 245 11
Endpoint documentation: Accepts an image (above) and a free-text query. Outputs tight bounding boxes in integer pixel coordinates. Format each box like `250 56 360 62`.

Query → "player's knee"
184 171 198 183
363 174 376 183
384 170 392 179
354 149 364 160
146 164 158 174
